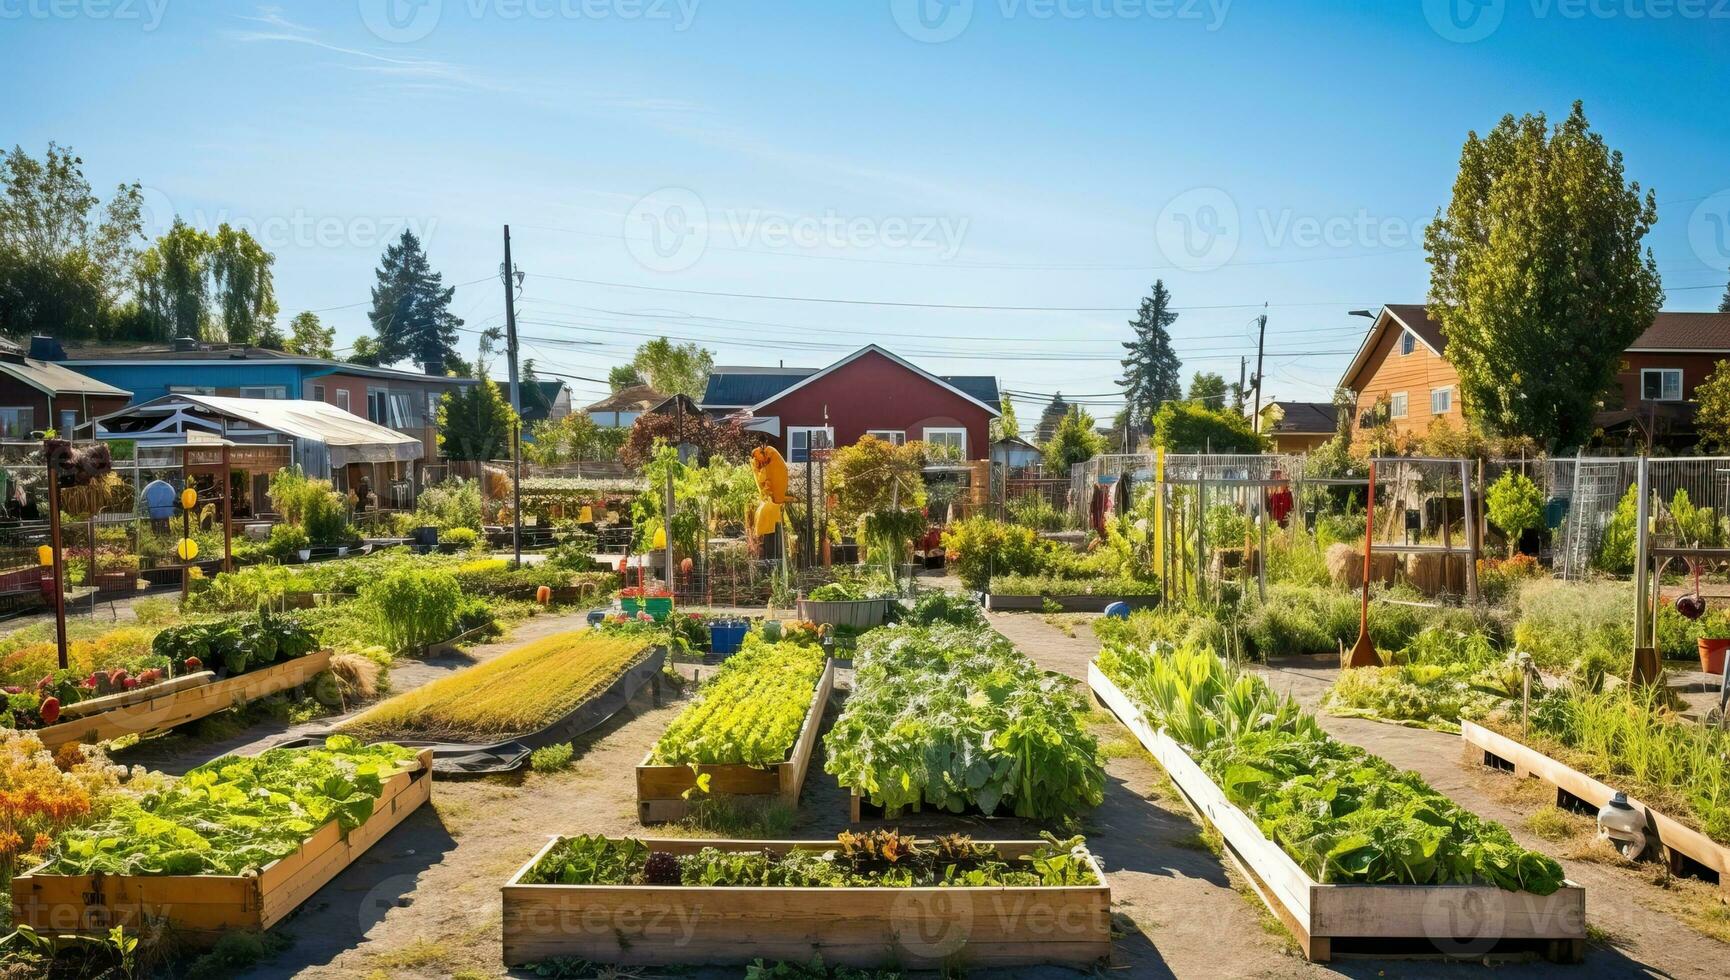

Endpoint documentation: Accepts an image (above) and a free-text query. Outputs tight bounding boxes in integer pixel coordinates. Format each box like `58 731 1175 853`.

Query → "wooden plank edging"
1089 663 1586 962
636 659 834 823
500 836 1112 969
1462 719 1730 889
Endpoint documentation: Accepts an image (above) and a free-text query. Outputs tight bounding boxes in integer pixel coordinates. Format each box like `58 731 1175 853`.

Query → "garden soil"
72 606 1725 978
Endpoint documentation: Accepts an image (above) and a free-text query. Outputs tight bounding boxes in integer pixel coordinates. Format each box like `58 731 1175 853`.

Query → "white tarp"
95 394 424 468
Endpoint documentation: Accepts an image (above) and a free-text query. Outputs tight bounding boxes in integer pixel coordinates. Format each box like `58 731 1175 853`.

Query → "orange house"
1338 305 1464 440
1339 305 1730 444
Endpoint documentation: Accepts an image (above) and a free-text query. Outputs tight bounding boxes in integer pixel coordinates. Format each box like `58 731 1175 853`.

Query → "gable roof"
0 356 131 399
1627 312 1730 351
1342 306 1730 392
1264 400 1337 434
702 367 818 408
704 346 1000 417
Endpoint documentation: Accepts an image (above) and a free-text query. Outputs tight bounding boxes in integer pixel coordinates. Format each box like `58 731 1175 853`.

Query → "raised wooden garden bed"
35 650 334 751
11 747 431 941
1091 665 1586 962
796 597 890 629
1463 719 1730 893
635 658 834 824
985 594 1160 613
500 836 1111 970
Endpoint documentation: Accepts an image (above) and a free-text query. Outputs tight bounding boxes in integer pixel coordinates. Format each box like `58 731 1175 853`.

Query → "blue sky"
5 0 1728 429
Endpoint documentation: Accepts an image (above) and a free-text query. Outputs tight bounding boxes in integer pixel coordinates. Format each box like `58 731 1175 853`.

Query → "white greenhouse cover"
111 394 424 467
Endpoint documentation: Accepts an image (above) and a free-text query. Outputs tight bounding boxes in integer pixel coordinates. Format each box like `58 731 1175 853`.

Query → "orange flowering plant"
0 732 123 881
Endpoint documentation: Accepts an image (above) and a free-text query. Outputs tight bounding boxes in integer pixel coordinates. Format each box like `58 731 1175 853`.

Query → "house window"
1400 331 1416 356
59 409 77 434
1641 369 1683 402
1389 392 1408 419
787 426 834 463
865 430 906 446
312 384 326 402
427 392 440 421
923 427 968 457
368 388 387 424
237 386 286 399
0 408 33 438
336 389 352 413
169 385 216 395
1430 387 1452 415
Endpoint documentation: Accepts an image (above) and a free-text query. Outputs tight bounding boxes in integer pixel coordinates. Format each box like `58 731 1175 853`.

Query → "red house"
701 346 1000 461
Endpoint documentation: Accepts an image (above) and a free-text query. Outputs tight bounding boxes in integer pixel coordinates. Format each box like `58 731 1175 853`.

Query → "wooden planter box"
1090 664 1586 962
796 598 890 630
636 659 834 824
500 836 1111 970
12 747 431 941
35 650 334 751
1463 720 1730 893
985 594 1160 613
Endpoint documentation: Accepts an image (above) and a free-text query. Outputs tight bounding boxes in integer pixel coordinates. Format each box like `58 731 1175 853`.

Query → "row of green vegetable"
823 622 1105 820
649 637 828 766
1096 641 1566 893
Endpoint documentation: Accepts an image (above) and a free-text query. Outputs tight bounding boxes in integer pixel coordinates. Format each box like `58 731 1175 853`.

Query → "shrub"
359 568 463 655
1486 471 1543 556
531 742 575 772
440 527 481 550
264 523 311 561
1511 577 1632 674
940 516 1046 590
1005 495 1066 531
1595 483 1639 574
415 479 484 533
907 590 984 627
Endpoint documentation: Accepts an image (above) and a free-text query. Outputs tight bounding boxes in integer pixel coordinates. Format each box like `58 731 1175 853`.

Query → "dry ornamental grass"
341 631 648 741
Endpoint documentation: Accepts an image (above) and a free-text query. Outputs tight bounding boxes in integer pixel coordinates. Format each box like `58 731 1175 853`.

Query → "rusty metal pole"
222 445 234 573
46 465 68 670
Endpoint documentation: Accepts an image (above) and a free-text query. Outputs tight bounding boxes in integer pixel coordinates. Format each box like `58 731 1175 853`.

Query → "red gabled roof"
748 345 1000 417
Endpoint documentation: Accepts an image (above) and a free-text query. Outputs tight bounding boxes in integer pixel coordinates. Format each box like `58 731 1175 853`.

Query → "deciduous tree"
631 338 713 398
1486 471 1544 556
1042 408 1106 474
284 311 335 358
1187 371 1227 407
1150 401 1267 454
1425 102 1662 450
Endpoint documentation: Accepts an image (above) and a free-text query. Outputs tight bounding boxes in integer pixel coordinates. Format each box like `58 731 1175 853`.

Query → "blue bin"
710 620 747 656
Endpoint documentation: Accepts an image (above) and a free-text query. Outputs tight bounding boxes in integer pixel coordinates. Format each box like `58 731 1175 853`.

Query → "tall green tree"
208 224 277 344
132 219 212 341
437 377 518 461
1719 268 1729 314
0 143 142 339
368 229 464 372
1187 371 1227 407
608 364 645 392
1151 401 1267 454
631 338 713 398
1425 102 1663 450
1042 408 1106 474
1118 281 1183 435
990 393 1020 441
284 311 335 358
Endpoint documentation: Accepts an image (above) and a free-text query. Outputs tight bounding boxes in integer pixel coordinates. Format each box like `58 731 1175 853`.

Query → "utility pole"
1238 356 1247 413
1250 308 1268 432
502 225 523 566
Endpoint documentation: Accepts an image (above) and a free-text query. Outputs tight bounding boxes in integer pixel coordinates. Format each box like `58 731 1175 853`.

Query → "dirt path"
1251 655 1728 980
989 611 1712 980
181 609 1704 978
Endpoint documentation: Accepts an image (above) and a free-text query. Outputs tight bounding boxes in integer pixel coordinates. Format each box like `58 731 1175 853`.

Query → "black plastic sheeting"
282 647 667 778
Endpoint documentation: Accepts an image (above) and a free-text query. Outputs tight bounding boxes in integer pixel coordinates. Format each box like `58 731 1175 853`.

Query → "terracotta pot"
1699 637 1730 675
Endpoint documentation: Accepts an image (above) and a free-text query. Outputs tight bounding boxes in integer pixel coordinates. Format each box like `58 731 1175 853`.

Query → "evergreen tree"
1187 371 1227 407
367 229 464 372
1719 268 1729 314
1035 392 1070 443
990 393 1020 441
1118 281 1183 436
437 377 518 462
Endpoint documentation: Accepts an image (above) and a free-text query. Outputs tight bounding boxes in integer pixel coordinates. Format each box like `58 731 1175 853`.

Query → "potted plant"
619 586 644 617
1700 608 1730 675
643 587 674 622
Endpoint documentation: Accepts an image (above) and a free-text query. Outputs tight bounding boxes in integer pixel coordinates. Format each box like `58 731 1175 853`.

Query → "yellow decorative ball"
177 538 199 561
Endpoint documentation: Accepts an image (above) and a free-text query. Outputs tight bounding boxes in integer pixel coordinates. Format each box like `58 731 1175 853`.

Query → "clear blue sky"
6 0 1728 429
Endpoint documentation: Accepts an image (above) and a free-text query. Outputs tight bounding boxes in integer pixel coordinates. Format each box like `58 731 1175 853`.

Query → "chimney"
28 336 64 361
